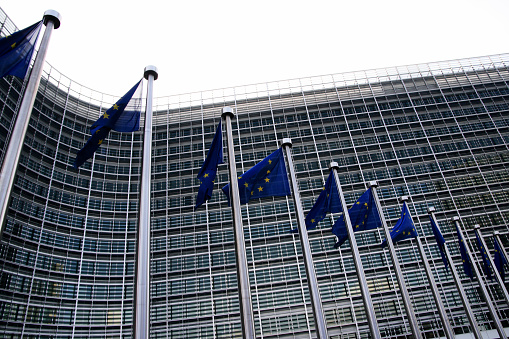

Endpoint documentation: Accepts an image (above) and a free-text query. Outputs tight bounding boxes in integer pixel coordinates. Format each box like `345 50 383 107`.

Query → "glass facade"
1 7 509 339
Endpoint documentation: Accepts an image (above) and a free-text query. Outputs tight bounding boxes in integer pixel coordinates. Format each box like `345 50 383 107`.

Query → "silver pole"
494 231 509 278
428 209 482 339
329 163 380 338
453 218 506 338
281 138 328 339
0 10 61 236
475 226 509 309
399 197 454 338
368 182 421 338
222 107 256 339
135 66 158 339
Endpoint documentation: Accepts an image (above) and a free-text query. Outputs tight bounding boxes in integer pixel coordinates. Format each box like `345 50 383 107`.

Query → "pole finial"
43 10 61 29
428 207 436 213
329 162 339 170
144 66 158 80
367 181 378 188
399 196 409 202
281 138 292 148
221 106 234 119
452 216 460 221
474 224 481 230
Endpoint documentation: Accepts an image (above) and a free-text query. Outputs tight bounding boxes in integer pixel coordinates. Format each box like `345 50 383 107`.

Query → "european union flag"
195 122 223 210
456 224 474 280
381 202 418 248
494 236 507 282
476 231 492 280
222 147 290 205
74 80 143 168
304 171 342 230
430 216 448 270
0 21 42 79
332 188 381 248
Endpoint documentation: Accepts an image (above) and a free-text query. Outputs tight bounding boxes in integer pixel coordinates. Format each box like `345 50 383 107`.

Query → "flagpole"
368 182 421 338
399 197 454 338
474 226 509 307
281 139 328 339
428 208 483 339
453 217 506 338
0 10 61 237
329 163 380 338
134 65 158 339
494 231 509 273
222 106 256 339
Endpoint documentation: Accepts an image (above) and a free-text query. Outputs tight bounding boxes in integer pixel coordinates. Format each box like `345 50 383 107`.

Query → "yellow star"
355 225 359 228
238 176 242 179
212 180 215 183
356 202 360 205
311 219 315 223
264 178 270 183
11 42 16 49
204 173 209 178
244 182 249 187
98 139 103 145
95 129 101 134
251 191 254 195
103 112 110 119
266 170 270 174
364 203 368 206
113 104 119 110
258 186 263 192
268 159 272 164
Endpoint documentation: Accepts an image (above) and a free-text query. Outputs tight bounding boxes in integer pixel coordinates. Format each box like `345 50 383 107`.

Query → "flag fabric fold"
430 216 448 270
456 224 474 280
195 122 224 210
332 188 381 248
475 231 492 280
221 147 290 205
74 80 143 168
0 21 42 79
494 236 507 282
304 171 342 230
381 202 418 248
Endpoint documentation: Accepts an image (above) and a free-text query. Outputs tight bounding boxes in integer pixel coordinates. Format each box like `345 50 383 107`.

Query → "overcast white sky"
2 1 508 98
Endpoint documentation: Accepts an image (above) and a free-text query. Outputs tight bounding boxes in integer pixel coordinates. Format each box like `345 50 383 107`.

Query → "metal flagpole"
281 139 328 339
135 66 158 339
428 208 482 339
368 182 421 338
0 10 61 237
475 226 509 308
453 217 506 339
399 197 454 338
329 163 381 339
222 106 256 339
494 231 509 278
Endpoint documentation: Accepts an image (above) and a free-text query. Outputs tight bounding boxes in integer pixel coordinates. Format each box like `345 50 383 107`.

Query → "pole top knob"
43 10 61 29
144 66 158 80
281 138 292 147
221 106 234 118
474 224 481 230
428 207 436 213
399 196 409 202
452 216 460 221
367 180 378 188
494 231 500 236
329 162 339 170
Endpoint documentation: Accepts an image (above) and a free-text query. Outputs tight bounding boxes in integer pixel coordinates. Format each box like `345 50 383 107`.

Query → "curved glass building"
1 7 509 339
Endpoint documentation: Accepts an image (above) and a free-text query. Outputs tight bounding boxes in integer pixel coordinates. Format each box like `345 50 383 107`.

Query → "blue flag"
304 171 342 230
476 231 492 280
494 236 507 282
332 188 381 248
195 122 223 210
222 147 290 205
381 202 418 248
74 80 143 168
0 21 42 79
456 224 474 280
430 216 448 270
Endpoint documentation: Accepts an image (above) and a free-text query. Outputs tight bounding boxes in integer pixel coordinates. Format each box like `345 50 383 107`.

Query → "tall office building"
1 8 509 339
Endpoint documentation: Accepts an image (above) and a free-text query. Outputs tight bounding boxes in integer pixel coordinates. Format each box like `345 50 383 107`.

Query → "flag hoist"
368 182 422 338
452 217 506 338
134 65 158 339
428 208 482 339
0 10 61 238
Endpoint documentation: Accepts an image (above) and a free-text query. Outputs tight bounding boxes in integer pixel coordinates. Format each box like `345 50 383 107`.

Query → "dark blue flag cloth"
222 147 290 205
430 216 448 270
476 231 492 280
195 122 224 210
304 171 342 230
332 188 381 248
0 21 42 79
494 236 507 282
74 80 143 168
456 224 474 280
381 202 418 248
